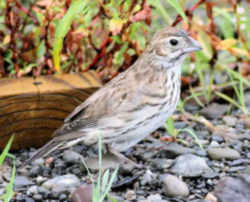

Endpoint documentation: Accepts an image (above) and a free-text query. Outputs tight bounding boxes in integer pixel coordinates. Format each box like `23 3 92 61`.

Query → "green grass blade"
180 128 203 149
215 91 247 114
166 0 188 23
0 135 14 166
52 0 88 73
101 169 110 194
4 161 16 202
165 117 175 136
100 167 118 201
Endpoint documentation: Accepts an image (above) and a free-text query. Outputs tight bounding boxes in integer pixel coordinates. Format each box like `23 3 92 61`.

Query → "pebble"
208 147 241 160
33 194 43 200
200 103 229 119
29 165 42 177
71 185 92 202
151 158 173 170
223 116 237 126
14 176 34 189
42 174 80 193
227 159 248 166
162 174 189 197
162 142 195 158
35 176 47 184
139 194 169 202
63 150 82 164
211 135 224 143
27 185 38 195
125 190 136 201
86 154 120 170
170 154 211 177
37 186 50 197
141 169 156 185
212 174 250 202
31 158 44 166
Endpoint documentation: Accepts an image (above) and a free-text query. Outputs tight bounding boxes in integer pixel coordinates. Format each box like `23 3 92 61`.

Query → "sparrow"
25 27 201 166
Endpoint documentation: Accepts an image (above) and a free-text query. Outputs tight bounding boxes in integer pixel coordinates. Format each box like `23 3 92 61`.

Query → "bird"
25 27 202 166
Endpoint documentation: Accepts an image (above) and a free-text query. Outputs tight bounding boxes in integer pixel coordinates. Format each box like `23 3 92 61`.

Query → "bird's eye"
170 39 178 46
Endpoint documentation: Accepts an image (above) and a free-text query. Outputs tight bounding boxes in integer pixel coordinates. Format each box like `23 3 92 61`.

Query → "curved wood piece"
0 72 102 150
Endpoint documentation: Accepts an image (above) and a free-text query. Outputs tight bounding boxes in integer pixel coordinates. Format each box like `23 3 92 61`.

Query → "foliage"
0 136 16 202
0 0 151 81
0 0 249 109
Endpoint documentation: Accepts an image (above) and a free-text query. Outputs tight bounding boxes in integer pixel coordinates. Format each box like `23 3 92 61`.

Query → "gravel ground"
1 100 250 202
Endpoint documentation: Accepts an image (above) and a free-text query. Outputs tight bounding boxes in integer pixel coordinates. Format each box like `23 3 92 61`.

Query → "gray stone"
151 158 173 170
200 103 229 119
170 154 211 177
139 194 169 202
71 185 92 202
35 176 47 184
33 194 43 200
86 154 120 170
141 169 156 185
31 158 44 166
213 174 250 202
42 174 80 193
208 147 241 160
63 150 82 164
162 174 189 197
223 116 237 126
14 176 34 189
27 185 38 195
163 142 195 158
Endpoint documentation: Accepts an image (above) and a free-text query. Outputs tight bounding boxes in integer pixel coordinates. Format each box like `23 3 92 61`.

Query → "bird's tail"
23 139 63 166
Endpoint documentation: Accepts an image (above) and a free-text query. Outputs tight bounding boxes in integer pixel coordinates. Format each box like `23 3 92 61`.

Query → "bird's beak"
185 36 202 53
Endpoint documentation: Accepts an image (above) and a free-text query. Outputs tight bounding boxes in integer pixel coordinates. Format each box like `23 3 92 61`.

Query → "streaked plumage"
25 27 201 165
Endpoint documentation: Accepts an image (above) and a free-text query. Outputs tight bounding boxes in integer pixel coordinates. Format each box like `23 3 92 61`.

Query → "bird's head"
145 27 202 69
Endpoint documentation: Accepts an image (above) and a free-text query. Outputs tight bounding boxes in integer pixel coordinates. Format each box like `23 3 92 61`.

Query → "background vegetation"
0 0 249 110
0 0 249 201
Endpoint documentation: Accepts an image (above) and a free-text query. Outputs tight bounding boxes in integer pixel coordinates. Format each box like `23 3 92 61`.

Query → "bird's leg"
108 147 142 168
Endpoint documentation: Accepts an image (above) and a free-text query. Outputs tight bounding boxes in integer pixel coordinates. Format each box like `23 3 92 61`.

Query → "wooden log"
0 72 102 150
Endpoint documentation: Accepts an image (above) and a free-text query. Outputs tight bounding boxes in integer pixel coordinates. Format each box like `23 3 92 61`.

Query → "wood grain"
0 72 102 150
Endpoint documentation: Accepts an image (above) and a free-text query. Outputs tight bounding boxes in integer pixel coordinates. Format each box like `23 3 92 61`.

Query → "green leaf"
52 0 88 73
166 0 188 23
0 135 14 166
4 161 16 202
165 117 176 136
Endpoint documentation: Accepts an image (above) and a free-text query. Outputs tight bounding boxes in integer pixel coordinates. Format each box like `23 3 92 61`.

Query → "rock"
14 176 34 189
71 185 92 202
139 194 169 202
63 150 82 164
162 174 189 197
162 142 195 158
33 194 43 200
208 147 240 160
223 116 237 126
125 190 136 201
200 103 229 119
31 158 44 166
29 165 42 177
42 174 80 193
141 169 156 185
27 185 38 195
213 174 250 202
151 158 173 170
211 135 224 143
244 91 250 106
37 186 50 197
170 154 211 177
35 176 47 184
86 153 120 171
